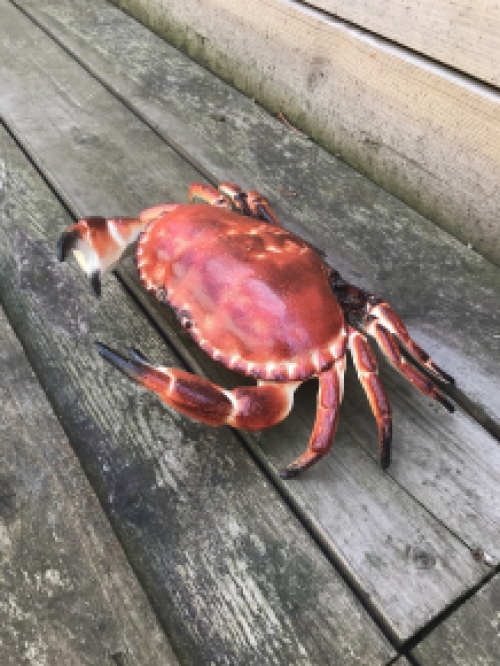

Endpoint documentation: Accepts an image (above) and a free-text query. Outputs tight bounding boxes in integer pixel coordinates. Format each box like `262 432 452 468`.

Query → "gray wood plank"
0 304 180 665
0 94 394 665
13 0 500 425
412 574 500 665
0 0 495 642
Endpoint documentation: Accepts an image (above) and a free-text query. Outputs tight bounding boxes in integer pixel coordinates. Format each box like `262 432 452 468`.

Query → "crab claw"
57 216 147 297
96 342 150 384
57 226 103 296
95 342 173 396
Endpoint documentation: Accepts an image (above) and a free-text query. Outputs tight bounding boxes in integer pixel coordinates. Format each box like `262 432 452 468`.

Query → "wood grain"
0 0 497 642
412 574 500 665
0 305 180 665
0 69 394 666
312 0 500 87
102 0 500 267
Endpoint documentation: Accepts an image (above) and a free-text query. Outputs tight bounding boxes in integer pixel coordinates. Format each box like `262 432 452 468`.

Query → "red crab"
58 182 454 478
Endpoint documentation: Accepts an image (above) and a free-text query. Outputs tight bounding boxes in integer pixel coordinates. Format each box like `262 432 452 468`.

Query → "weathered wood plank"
0 304 180 666
0 88 394 666
101 0 500 266
14 0 500 423
0 0 496 642
312 0 500 88
412 574 500 665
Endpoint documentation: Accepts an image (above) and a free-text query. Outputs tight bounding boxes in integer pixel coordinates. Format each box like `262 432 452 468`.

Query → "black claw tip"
443 399 455 414
380 421 392 470
436 392 455 413
94 341 116 363
380 451 391 471
279 465 301 480
130 347 153 365
57 230 78 262
432 364 455 385
95 342 145 386
441 371 456 386
95 341 125 367
90 270 101 297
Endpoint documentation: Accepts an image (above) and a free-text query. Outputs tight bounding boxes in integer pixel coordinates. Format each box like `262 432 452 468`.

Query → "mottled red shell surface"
135 205 346 381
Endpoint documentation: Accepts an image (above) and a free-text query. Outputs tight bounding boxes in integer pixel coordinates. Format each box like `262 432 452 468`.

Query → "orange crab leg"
246 190 282 226
280 360 345 479
370 302 454 384
219 182 282 225
95 343 297 431
187 182 229 207
366 320 454 413
189 181 282 225
348 327 392 469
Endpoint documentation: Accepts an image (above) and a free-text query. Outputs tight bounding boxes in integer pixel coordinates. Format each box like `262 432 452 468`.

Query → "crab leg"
219 182 282 226
57 205 181 296
348 327 392 469
280 360 345 479
331 273 455 403
366 320 455 413
189 181 282 226
188 183 230 207
95 343 297 430
369 302 454 384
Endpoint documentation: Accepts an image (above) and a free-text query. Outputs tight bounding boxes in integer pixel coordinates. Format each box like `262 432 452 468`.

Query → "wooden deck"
0 1 499 663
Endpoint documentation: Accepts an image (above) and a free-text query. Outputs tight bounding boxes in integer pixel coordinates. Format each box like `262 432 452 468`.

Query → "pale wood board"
103 0 500 266
0 305 180 666
0 0 496 642
14 0 500 424
312 0 500 87
0 80 395 666
412 574 500 665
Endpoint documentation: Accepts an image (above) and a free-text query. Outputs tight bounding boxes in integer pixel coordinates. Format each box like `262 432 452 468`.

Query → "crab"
57 182 454 478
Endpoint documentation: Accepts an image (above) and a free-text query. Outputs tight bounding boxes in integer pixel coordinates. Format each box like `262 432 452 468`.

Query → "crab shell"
135 205 347 382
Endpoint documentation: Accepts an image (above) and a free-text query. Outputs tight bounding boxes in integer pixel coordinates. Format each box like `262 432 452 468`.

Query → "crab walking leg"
219 182 282 226
366 320 455 413
370 302 455 384
280 361 345 479
348 327 392 469
189 181 283 225
95 343 297 430
187 182 230 207
331 273 454 385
